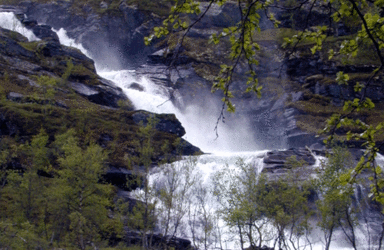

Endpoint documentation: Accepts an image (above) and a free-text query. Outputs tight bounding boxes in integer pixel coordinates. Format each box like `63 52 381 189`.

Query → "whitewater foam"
0 12 39 41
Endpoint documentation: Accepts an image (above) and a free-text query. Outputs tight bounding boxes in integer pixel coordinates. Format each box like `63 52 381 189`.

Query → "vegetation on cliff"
0 21 199 248
1 0 384 249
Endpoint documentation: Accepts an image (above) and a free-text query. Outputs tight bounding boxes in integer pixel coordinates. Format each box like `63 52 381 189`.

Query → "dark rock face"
0 113 20 137
128 82 145 92
71 81 127 108
131 110 201 155
31 24 60 43
0 5 24 15
20 1 160 68
0 28 34 58
175 139 201 156
287 58 384 103
147 48 195 66
263 147 316 170
261 147 321 181
132 110 186 137
103 167 141 191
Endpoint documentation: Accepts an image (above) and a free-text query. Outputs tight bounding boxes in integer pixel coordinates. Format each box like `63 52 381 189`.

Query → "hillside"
1 0 384 249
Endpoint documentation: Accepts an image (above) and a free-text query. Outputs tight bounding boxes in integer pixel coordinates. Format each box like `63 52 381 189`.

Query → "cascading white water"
0 12 39 41
133 151 268 250
99 70 261 153
54 28 91 58
2 11 384 250
48 22 260 153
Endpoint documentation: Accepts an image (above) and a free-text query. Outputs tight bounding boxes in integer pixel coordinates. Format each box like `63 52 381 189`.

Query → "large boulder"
263 147 317 176
132 110 186 137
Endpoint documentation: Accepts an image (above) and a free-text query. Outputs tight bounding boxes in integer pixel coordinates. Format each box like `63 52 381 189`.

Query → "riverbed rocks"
263 148 316 166
262 147 318 181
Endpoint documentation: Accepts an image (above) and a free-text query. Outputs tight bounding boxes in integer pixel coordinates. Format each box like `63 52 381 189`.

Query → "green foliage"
213 157 311 249
0 129 120 249
147 0 384 215
145 0 278 112
315 146 357 250
36 75 57 110
213 158 265 248
54 129 118 248
117 99 134 111
118 117 160 249
60 58 74 86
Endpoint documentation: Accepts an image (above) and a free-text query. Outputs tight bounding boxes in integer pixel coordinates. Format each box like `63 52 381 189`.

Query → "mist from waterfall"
53 26 260 153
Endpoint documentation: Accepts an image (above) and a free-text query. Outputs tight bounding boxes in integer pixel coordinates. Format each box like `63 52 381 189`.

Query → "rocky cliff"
0 6 201 184
11 0 384 152
1 1 384 248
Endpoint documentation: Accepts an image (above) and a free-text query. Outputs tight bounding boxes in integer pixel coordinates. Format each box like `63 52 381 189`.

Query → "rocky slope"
0 7 201 184
1 1 384 248
10 0 384 152
3 0 384 194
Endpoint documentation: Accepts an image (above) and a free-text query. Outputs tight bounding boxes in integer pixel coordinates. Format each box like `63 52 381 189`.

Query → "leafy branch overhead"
146 0 384 207
145 0 278 114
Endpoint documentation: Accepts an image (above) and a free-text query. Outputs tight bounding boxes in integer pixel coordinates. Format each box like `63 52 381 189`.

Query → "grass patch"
296 114 327 135
0 98 182 167
18 41 40 51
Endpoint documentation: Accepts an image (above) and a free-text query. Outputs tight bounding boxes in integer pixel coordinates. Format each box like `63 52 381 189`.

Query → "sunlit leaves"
145 0 273 112
336 71 349 85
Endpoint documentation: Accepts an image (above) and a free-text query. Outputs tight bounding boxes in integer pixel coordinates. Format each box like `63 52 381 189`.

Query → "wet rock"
263 147 316 167
68 78 126 108
0 5 24 15
286 130 321 149
129 82 145 92
309 142 327 156
70 82 99 96
21 19 38 28
132 110 186 137
31 24 59 43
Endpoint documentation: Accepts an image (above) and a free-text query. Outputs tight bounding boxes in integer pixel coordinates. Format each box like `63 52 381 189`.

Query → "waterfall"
0 12 39 41
98 70 262 153
43 19 260 153
2 11 384 250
